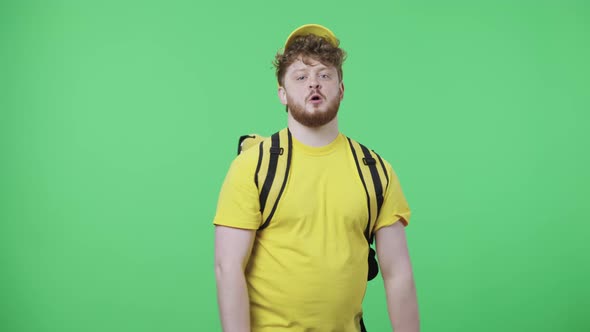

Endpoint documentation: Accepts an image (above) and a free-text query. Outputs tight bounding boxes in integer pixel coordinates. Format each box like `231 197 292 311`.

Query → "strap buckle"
362 157 376 165
270 147 284 155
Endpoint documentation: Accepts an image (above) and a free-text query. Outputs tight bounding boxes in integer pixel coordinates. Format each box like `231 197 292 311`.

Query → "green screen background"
2 0 589 331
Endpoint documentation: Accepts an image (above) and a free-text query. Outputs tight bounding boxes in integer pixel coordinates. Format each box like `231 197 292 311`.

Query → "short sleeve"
373 160 411 233
213 150 262 230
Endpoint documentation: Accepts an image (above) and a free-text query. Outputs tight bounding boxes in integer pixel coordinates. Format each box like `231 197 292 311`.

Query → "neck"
287 114 340 147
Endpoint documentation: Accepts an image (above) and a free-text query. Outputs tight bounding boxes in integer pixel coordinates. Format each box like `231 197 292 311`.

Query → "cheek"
289 89 304 100
328 85 342 99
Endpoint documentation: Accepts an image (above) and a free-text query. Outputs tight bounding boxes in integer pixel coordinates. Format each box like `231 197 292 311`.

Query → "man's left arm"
376 220 420 332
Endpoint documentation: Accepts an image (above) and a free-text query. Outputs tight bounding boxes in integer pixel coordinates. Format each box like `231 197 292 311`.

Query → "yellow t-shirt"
213 132 411 332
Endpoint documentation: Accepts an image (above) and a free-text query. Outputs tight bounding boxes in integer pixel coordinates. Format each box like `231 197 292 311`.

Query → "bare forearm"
384 275 420 332
216 267 251 332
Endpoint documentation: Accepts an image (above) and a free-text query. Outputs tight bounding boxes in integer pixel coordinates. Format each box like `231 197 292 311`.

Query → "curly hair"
273 34 347 87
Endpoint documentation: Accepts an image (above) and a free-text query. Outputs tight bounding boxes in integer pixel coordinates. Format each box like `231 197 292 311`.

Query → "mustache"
307 91 325 100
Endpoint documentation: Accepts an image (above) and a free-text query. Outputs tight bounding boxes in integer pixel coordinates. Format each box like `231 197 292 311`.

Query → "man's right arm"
215 225 256 332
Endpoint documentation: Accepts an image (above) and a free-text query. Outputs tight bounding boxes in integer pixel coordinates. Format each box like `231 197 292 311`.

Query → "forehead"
286 56 334 72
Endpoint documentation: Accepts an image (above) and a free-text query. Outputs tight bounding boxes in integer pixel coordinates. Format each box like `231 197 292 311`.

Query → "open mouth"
309 94 322 102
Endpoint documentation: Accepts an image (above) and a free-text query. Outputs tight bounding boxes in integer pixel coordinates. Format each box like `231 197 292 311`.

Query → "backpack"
238 128 390 282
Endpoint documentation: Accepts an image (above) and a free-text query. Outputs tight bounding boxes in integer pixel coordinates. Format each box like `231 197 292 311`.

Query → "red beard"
287 95 340 128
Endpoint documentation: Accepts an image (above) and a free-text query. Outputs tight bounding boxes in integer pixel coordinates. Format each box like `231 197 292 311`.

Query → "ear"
339 81 345 101
278 86 288 105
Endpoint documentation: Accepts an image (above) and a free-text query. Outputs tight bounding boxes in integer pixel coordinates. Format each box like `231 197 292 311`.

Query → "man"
214 24 419 332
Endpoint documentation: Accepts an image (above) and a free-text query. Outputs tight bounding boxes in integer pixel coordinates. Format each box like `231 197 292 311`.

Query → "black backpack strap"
375 152 390 189
359 143 386 245
347 137 374 243
360 317 367 332
259 132 281 214
347 137 389 281
254 141 264 189
258 128 292 230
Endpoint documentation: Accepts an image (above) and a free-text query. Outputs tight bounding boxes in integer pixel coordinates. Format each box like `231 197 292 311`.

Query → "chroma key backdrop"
1 1 589 331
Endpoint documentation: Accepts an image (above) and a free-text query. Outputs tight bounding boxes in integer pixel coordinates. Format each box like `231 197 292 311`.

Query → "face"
278 56 344 128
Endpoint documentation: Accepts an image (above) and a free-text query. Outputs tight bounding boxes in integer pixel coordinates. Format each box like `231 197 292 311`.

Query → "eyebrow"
292 66 329 73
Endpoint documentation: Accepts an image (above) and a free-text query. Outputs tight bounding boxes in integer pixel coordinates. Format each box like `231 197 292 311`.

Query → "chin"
307 106 327 113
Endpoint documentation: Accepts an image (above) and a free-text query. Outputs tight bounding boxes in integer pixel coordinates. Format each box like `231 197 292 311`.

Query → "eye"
319 74 330 79
296 75 306 80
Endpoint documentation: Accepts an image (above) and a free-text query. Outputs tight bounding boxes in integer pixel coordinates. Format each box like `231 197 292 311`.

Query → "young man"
214 24 419 332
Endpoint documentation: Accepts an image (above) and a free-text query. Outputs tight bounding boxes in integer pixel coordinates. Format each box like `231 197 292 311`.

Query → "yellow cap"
284 24 339 49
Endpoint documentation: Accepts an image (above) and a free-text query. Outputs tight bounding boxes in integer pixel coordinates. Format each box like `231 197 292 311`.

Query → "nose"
309 83 320 89
308 77 320 89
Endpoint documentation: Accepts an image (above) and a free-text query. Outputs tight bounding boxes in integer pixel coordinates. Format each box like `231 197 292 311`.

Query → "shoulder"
228 143 261 175
344 135 394 170
229 129 286 177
